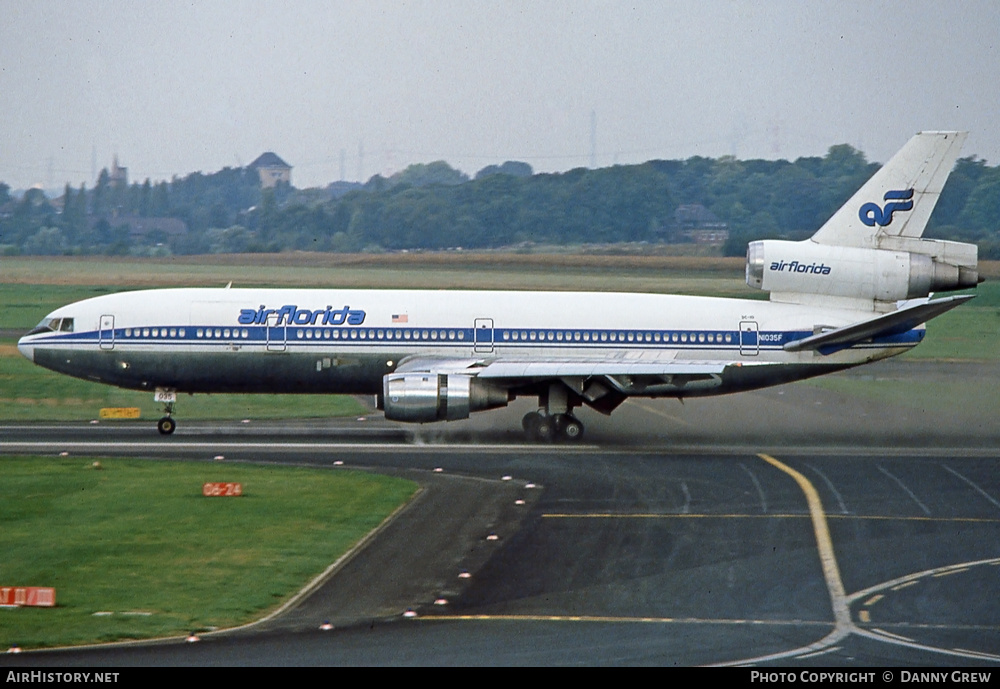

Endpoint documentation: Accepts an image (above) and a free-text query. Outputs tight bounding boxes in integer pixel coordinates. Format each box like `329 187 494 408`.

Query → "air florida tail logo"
859 188 914 227
238 305 366 326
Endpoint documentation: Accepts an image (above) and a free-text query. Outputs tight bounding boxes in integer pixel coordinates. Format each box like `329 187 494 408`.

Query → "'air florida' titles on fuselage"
768 260 832 275
238 305 367 327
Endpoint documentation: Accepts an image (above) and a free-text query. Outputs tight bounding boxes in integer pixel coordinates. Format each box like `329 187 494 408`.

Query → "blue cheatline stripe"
25 324 923 352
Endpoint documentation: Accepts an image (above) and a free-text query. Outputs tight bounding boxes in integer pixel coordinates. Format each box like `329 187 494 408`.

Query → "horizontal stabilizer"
783 294 975 353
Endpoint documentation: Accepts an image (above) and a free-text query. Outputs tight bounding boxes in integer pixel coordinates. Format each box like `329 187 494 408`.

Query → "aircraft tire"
554 414 584 441
157 416 176 435
522 412 553 442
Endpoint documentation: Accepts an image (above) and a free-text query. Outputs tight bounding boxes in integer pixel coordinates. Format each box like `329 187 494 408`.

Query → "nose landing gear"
157 414 176 435
155 389 177 435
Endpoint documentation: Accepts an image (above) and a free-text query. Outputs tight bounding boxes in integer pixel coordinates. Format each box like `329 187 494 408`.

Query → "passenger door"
739 320 759 356
99 315 115 350
474 318 494 353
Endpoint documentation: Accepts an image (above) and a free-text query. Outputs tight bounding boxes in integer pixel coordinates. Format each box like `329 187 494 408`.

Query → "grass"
904 304 1000 361
0 254 754 296
0 457 417 649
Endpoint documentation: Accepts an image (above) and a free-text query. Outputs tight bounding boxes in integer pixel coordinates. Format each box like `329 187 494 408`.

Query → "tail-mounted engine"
381 372 509 422
746 238 979 303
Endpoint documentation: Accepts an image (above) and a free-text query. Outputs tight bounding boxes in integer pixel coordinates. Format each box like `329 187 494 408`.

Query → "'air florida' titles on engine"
768 260 832 275
238 305 367 327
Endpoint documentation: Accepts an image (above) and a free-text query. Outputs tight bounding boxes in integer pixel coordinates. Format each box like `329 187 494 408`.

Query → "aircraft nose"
17 337 34 363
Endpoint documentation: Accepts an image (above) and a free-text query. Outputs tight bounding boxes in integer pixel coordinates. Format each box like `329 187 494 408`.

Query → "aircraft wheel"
522 412 553 442
555 414 584 442
157 416 176 435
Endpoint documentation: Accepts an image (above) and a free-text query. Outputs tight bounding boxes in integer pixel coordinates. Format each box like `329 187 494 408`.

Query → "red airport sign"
202 482 243 497
0 587 56 607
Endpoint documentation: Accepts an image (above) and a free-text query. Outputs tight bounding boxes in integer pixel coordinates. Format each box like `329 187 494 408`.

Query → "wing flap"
476 360 729 378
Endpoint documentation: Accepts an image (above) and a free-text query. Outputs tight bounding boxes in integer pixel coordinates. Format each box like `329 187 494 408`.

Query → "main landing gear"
522 411 584 442
521 383 584 442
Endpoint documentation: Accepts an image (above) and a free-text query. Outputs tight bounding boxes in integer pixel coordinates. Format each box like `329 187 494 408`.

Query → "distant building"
109 155 128 189
248 152 292 188
673 204 729 245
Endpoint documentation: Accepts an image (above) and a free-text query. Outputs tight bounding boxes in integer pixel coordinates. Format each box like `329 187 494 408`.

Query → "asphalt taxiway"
1 360 999 666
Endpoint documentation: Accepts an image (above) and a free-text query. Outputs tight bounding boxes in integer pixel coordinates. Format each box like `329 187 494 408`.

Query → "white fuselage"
17 287 920 398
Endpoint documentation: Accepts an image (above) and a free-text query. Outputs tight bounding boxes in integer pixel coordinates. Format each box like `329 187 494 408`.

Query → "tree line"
1 144 998 258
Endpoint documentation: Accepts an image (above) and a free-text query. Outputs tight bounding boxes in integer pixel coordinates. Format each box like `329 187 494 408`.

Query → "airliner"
18 131 980 440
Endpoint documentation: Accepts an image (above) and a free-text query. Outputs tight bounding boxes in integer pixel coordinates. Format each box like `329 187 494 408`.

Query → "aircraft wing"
392 354 740 413
782 293 975 354
476 360 728 378
394 353 730 379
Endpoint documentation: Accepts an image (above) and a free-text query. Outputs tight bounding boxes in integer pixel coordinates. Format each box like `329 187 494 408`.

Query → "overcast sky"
2 0 999 190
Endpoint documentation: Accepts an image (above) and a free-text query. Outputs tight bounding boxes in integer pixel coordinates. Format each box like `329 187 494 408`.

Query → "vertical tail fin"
747 131 979 310
810 131 967 248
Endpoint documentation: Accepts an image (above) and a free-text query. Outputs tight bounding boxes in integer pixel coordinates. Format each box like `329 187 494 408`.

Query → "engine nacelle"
382 372 509 422
746 239 979 301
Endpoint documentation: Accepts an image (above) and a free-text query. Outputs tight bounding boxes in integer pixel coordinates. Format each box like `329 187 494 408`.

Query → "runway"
2 361 999 666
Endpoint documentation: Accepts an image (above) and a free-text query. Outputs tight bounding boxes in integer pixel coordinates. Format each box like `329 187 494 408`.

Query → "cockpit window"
26 317 73 336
